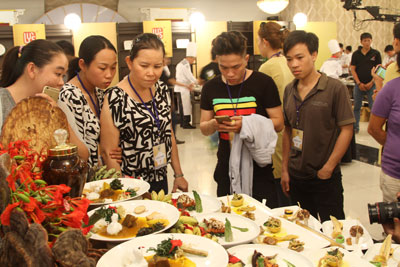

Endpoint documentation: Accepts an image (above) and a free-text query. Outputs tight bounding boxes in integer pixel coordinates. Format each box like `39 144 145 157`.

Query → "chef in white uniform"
174 42 197 129
320 39 343 79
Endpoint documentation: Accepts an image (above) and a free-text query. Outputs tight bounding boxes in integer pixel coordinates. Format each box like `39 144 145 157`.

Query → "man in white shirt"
341 45 352 77
174 42 198 129
382 44 397 68
320 39 342 79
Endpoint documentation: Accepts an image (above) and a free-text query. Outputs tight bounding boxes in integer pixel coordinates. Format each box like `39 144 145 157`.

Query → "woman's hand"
109 147 123 164
172 176 189 192
35 93 58 107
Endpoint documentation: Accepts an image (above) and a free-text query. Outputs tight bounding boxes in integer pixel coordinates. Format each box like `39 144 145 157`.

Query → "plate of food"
218 193 274 225
364 234 400 267
194 212 259 248
304 247 375 267
321 216 374 250
171 191 221 215
254 215 331 251
97 233 228 267
227 244 313 266
82 178 150 205
87 200 179 242
271 205 323 231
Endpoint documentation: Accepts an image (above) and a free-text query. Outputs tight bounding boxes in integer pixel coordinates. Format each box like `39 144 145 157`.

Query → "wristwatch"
174 173 184 178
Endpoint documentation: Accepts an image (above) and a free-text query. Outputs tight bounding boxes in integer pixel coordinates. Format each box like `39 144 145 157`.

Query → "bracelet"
174 173 184 178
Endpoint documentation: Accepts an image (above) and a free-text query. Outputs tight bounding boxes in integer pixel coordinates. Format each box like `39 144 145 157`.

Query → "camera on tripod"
368 201 400 224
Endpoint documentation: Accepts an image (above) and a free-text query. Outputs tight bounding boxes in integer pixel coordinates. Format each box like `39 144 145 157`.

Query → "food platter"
304 247 376 267
172 192 221 215
271 205 323 231
83 178 150 206
97 233 229 267
228 244 314 266
194 212 260 248
364 243 400 267
321 219 374 250
87 200 179 242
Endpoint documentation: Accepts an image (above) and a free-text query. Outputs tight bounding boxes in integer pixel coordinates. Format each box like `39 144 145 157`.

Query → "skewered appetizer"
371 234 392 267
296 208 310 226
263 217 281 233
330 215 343 239
349 225 364 244
283 209 294 219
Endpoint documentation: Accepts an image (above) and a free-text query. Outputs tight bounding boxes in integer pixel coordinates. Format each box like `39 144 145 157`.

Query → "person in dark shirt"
350 32 382 133
198 51 221 85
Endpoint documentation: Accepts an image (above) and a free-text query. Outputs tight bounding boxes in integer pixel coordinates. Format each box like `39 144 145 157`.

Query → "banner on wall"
143 21 173 57
13 24 46 46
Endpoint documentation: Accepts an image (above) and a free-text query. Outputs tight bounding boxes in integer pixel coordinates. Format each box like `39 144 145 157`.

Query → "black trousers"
289 171 345 222
214 162 278 208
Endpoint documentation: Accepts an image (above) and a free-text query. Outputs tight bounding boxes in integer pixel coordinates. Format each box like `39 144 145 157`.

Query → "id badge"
153 143 167 169
291 128 304 151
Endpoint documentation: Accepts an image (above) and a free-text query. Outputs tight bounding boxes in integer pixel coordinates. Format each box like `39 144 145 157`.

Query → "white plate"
83 178 150 206
271 205 323 231
88 200 179 242
364 243 400 267
255 215 331 251
305 247 375 267
321 219 374 250
218 194 274 227
97 233 228 267
228 244 314 266
194 212 260 248
172 192 221 215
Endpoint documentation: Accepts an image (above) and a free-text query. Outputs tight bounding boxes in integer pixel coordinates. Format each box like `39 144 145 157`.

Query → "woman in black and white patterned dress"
100 33 188 193
58 35 122 167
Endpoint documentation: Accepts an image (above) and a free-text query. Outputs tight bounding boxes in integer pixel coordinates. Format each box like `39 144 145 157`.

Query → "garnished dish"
367 234 396 267
349 225 364 244
305 247 375 267
83 178 150 205
231 193 244 207
264 217 282 233
330 216 343 239
225 194 256 221
87 200 179 242
318 248 344 267
271 205 322 231
96 233 229 267
227 244 314 267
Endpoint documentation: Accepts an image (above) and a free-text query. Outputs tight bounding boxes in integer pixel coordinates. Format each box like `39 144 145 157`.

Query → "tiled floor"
167 121 386 241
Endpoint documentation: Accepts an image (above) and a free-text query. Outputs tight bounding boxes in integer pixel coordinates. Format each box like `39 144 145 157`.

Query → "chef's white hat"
186 42 197 57
328 39 341 54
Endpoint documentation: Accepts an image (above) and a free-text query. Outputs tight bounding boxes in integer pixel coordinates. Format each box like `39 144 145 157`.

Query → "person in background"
0 39 88 160
257 21 293 207
56 40 77 82
198 51 221 86
320 39 343 79
382 44 397 68
341 45 352 78
58 35 121 167
174 42 198 129
160 57 185 144
100 33 188 193
281 31 354 222
200 31 283 206
350 32 381 134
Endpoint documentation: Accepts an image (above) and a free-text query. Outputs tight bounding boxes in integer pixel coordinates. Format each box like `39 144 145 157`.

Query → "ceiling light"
189 12 205 29
257 0 289 14
293 12 308 28
64 13 81 31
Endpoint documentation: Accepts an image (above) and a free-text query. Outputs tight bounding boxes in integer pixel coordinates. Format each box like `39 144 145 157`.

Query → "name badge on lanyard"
292 95 305 151
153 143 167 169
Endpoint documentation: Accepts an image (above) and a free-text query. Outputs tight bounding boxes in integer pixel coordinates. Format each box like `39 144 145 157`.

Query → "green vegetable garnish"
147 238 181 258
257 257 265 266
225 218 233 242
126 188 137 197
370 262 382 267
88 206 119 225
109 178 123 190
283 259 296 267
193 190 203 213
232 226 248 232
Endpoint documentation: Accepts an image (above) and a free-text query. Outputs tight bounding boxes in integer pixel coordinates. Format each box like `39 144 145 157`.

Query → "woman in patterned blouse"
100 33 188 193
58 35 122 167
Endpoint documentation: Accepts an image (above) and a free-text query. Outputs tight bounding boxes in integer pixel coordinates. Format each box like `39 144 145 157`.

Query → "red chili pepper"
169 239 183 253
184 224 193 230
229 254 242 264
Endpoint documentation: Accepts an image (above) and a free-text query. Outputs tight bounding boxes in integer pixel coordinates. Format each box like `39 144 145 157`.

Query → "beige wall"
280 0 399 55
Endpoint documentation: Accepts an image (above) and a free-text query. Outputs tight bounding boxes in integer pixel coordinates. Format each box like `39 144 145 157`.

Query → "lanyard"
270 51 282 59
293 95 307 127
225 70 246 116
76 72 100 118
127 75 161 131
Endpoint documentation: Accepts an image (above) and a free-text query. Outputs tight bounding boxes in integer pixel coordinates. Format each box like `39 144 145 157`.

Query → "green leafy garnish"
126 188 137 197
257 257 265 266
147 238 182 258
369 262 382 267
283 259 296 267
110 178 123 190
225 218 233 242
193 190 203 213
88 206 119 225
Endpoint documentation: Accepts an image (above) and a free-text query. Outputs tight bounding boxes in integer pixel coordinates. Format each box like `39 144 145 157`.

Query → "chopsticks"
295 221 345 249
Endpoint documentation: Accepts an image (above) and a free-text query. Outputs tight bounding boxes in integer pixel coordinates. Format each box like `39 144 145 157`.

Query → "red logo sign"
23 32 37 44
152 28 164 39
